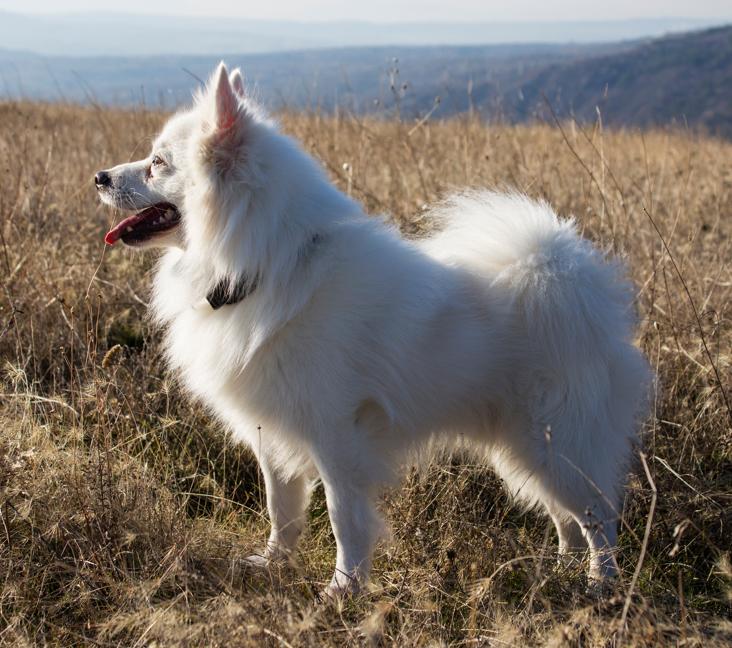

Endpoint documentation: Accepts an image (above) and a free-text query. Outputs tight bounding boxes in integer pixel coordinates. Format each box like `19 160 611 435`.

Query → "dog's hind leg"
541 468 621 583
546 505 587 567
491 431 622 583
247 453 313 566
545 422 626 583
576 504 619 583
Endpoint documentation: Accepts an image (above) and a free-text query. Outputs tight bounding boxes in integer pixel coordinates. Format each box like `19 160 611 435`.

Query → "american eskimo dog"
95 63 651 596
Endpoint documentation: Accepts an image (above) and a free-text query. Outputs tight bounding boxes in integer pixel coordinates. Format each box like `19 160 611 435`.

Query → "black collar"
206 274 258 310
204 233 321 310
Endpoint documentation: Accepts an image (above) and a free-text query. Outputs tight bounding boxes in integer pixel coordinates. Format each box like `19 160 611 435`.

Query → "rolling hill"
508 24 732 137
0 23 731 138
0 42 625 111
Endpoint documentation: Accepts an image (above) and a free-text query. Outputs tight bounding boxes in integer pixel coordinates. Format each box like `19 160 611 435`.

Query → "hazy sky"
1 0 731 22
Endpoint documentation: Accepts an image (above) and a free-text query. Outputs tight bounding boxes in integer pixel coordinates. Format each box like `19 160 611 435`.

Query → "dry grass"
0 101 731 646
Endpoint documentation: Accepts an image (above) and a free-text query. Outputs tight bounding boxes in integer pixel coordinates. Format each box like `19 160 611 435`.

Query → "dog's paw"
320 572 364 602
319 583 358 603
244 542 295 569
585 576 616 599
244 553 272 569
556 549 586 569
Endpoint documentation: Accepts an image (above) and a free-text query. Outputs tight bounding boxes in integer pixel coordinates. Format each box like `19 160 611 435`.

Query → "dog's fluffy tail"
421 190 639 367
421 191 651 508
424 191 649 428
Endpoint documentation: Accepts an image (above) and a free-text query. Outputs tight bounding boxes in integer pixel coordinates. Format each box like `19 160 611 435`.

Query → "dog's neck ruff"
206 274 258 310
194 233 322 312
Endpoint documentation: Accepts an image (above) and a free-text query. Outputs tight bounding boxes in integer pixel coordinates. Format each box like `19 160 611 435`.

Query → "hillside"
0 102 730 646
0 42 620 111
1 25 732 138
510 24 732 138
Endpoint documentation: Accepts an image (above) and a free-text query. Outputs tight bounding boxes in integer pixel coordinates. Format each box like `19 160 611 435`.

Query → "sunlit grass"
0 101 730 646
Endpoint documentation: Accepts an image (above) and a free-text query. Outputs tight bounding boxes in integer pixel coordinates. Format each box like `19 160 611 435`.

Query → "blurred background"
1 0 731 136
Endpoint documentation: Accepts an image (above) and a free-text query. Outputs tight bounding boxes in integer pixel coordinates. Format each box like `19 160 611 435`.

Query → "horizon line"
1 10 730 25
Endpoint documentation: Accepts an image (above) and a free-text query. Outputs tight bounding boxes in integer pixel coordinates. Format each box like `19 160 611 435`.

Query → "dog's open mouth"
104 203 181 246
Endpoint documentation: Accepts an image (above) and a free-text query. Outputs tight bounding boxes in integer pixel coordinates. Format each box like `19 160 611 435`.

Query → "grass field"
0 101 730 646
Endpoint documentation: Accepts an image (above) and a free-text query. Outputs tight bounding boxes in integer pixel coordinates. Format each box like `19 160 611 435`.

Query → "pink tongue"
104 212 145 245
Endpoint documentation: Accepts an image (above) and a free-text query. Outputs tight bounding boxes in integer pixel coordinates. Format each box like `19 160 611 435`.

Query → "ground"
0 102 730 646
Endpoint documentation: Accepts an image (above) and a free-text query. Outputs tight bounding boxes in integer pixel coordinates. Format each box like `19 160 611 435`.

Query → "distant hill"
508 24 732 138
0 42 625 110
0 24 731 138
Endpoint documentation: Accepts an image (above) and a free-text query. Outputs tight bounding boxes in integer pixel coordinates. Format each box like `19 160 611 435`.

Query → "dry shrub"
0 101 730 646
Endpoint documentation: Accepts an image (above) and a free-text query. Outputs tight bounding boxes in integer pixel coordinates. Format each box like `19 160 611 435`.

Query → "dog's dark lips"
105 203 181 245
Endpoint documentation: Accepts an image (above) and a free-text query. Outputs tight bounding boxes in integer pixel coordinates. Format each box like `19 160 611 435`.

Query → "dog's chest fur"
151 253 324 440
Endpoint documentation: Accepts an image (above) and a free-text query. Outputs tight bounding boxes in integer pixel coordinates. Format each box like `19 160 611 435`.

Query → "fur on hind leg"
548 507 588 568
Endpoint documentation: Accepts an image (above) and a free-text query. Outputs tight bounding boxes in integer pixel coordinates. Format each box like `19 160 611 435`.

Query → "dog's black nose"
95 170 111 187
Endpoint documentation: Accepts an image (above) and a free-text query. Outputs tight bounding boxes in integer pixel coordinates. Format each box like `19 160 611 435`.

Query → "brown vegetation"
0 101 730 646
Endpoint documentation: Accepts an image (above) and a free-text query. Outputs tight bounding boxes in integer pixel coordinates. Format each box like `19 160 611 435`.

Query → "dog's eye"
151 155 165 167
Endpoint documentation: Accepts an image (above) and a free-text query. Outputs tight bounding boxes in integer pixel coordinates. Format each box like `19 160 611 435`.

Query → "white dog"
96 63 651 596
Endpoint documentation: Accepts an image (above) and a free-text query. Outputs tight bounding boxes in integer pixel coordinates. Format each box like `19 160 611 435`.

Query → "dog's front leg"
317 461 382 598
247 453 312 566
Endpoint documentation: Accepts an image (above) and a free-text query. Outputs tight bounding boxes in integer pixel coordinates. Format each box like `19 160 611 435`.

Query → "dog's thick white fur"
97 63 651 596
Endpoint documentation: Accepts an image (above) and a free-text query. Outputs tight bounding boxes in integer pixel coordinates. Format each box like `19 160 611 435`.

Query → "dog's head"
96 63 254 250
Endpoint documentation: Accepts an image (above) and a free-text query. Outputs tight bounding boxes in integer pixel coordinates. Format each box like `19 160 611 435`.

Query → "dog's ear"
212 62 239 132
230 68 245 98
200 62 249 174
